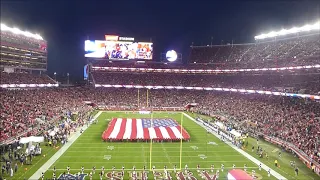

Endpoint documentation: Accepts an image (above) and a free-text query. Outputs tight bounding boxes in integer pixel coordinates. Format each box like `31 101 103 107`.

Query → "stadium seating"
92 72 320 94
0 72 56 84
0 88 89 143
190 33 320 68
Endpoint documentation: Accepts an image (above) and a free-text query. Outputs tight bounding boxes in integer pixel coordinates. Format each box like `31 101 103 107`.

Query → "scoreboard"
85 35 153 60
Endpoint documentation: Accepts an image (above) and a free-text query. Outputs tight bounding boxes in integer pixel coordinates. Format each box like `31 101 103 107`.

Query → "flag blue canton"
142 119 178 128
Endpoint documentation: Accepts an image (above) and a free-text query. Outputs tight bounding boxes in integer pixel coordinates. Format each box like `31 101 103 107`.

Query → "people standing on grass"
295 167 299 176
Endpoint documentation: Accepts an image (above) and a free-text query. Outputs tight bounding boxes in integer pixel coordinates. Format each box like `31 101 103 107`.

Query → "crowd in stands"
190 33 320 68
92 72 320 94
0 72 55 84
1 86 319 164
0 88 90 143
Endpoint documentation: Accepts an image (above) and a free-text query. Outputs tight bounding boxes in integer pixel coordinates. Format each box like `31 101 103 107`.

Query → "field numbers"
190 146 199 150
207 141 218 145
107 146 114 150
198 154 207 159
104 155 112 160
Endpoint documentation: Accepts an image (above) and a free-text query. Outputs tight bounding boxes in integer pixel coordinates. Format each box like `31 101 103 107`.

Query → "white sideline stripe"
123 118 132 139
29 111 103 180
109 118 123 139
182 112 287 180
136 119 144 139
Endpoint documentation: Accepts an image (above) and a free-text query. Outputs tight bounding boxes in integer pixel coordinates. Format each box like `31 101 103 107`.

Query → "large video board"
84 40 153 60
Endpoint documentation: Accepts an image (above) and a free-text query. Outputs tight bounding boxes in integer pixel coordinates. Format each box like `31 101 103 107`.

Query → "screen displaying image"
84 40 153 60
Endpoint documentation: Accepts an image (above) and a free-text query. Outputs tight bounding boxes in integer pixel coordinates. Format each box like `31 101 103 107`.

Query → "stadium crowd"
0 72 55 84
0 88 91 143
92 72 320 94
190 33 320 68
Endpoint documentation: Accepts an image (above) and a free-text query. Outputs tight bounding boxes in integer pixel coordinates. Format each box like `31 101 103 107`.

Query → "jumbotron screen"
85 40 153 60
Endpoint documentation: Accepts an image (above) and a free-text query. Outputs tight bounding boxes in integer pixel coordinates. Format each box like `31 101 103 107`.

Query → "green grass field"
2 111 319 180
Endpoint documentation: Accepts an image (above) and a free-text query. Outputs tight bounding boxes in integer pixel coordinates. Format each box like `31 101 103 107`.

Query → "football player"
52 172 56 180
244 164 247 172
101 166 105 175
81 166 84 174
216 170 219 179
268 169 271 177
232 164 236 169
197 164 200 172
92 166 96 174
67 166 70 174
221 164 224 172
252 170 255 178
210 164 214 173
259 163 262 171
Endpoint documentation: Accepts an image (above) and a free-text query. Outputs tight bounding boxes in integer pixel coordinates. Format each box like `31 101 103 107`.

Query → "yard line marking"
29 111 102 180
183 112 287 180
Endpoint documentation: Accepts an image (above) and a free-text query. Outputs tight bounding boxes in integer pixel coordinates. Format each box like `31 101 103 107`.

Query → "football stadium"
1 1 320 180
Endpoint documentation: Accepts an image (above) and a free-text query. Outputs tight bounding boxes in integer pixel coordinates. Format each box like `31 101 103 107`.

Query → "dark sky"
1 0 319 80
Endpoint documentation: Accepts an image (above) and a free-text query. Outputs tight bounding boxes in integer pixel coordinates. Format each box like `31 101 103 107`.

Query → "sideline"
182 112 287 180
29 111 103 180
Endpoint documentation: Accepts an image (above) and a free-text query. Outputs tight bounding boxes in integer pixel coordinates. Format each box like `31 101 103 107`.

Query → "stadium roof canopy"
254 20 320 40
1 23 44 40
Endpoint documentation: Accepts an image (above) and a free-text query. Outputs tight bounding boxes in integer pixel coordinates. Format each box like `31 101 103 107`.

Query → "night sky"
1 0 319 80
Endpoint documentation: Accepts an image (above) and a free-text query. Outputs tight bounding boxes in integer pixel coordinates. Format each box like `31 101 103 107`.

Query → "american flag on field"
102 118 190 141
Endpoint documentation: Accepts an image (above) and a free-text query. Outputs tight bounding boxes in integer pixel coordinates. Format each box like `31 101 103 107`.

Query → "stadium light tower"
254 20 320 40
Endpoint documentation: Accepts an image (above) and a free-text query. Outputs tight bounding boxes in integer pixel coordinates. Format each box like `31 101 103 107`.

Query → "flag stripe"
109 118 123 139
136 119 144 139
159 127 170 139
171 126 182 139
116 118 127 139
165 126 176 139
102 118 117 139
123 118 132 139
143 128 150 140
130 119 137 139
177 125 190 139
148 128 157 139
154 127 163 139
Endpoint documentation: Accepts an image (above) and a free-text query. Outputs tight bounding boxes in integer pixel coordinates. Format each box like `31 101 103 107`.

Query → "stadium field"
39 111 275 180
10 111 318 180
